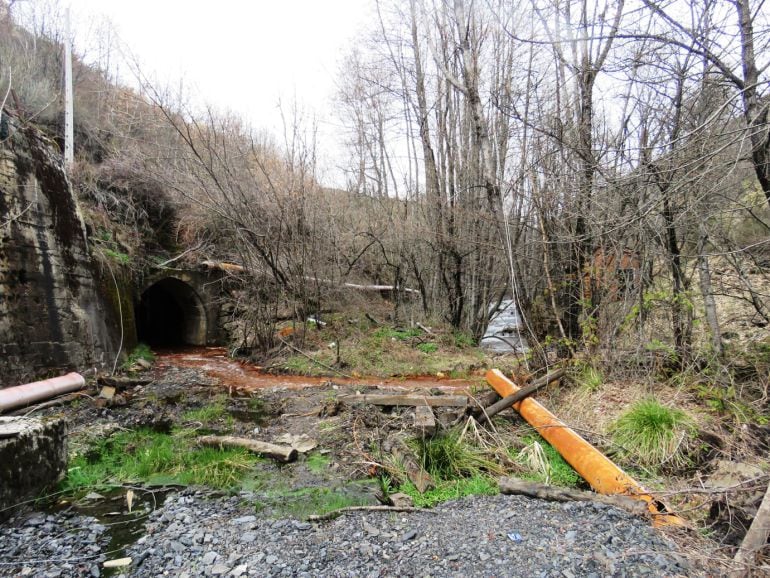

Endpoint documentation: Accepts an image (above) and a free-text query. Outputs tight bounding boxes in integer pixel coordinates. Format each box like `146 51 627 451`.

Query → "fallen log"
338 394 469 408
477 368 565 424
499 478 648 517
308 505 432 522
730 479 770 577
197 435 297 463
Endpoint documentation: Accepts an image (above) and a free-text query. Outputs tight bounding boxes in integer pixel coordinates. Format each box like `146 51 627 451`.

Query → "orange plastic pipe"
486 369 683 526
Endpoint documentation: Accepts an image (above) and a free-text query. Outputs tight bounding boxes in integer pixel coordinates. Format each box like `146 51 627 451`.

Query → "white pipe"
0 373 86 413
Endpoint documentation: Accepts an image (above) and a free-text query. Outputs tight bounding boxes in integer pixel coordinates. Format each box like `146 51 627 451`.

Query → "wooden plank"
338 394 468 408
414 405 436 436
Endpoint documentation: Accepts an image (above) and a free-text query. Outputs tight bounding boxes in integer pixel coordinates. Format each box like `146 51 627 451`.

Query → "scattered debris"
307 505 432 522
98 375 152 389
274 433 318 453
385 434 434 493
388 493 414 508
99 385 116 400
416 322 435 336
507 532 523 543
197 435 298 462
731 479 770 577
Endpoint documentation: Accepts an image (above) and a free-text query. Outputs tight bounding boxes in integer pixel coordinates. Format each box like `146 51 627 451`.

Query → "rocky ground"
0 348 731 577
1 489 694 578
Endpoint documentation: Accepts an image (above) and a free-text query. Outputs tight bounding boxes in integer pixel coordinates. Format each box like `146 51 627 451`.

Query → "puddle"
155 346 475 392
47 487 173 576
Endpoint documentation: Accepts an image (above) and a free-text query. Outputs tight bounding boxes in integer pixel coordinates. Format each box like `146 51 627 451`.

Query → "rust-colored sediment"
154 347 474 392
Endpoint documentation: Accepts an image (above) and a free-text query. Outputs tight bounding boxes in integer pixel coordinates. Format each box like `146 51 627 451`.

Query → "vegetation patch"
181 398 235 430
397 474 498 508
610 399 695 470
513 435 581 488
121 343 155 371
62 428 259 494
305 452 331 474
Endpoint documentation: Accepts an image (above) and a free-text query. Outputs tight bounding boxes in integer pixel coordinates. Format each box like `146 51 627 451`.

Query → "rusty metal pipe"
486 369 684 526
0 372 86 413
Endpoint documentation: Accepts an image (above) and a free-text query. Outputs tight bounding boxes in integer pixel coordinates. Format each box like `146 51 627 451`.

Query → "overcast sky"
67 0 376 185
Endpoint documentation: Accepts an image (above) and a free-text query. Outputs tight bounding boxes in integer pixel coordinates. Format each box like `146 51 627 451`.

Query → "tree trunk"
696 226 722 356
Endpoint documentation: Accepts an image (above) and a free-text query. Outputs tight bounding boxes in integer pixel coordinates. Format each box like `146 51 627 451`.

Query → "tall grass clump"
610 398 694 469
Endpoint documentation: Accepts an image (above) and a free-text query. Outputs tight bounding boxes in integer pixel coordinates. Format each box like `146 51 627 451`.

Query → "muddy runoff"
155 346 476 392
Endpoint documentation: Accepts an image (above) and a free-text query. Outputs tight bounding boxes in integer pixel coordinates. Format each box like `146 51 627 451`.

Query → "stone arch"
136 277 207 346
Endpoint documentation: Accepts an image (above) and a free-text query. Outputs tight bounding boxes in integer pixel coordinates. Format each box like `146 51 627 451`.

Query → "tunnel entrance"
136 278 207 347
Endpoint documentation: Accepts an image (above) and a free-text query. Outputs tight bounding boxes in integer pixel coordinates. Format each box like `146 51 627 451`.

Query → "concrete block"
0 417 67 521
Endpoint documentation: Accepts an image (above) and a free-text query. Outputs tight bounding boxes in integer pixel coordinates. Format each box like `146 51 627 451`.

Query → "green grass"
269 486 373 519
305 452 331 474
62 427 259 494
609 398 694 469
573 363 603 392
514 435 581 487
417 342 438 354
121 343 155 370
380 430 505 507
415 431 503 480
182 398 230 423
398 474 498 507
102 248 131 265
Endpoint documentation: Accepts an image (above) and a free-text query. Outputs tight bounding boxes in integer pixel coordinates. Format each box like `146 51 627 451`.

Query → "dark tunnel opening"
136 278 206 347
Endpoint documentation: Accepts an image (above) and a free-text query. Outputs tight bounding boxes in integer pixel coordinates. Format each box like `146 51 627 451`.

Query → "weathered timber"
197 435 297 462
498 478 648 516
416 322 435 336
338 394 469 408
477 368 565 424
414 405 436 436
386 434 434 493
730 479 770 577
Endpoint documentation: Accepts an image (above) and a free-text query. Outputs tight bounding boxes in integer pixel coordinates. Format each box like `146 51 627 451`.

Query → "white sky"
66 0 376 186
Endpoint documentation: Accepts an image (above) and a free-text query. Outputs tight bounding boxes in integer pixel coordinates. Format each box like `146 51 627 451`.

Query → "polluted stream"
154 346 475 392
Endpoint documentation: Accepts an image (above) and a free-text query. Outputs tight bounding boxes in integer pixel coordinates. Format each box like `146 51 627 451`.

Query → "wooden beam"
338 394 469 408
414 405 436 436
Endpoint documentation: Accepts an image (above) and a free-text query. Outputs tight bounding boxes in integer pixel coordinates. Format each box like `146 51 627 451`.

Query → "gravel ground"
0 490 695 578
